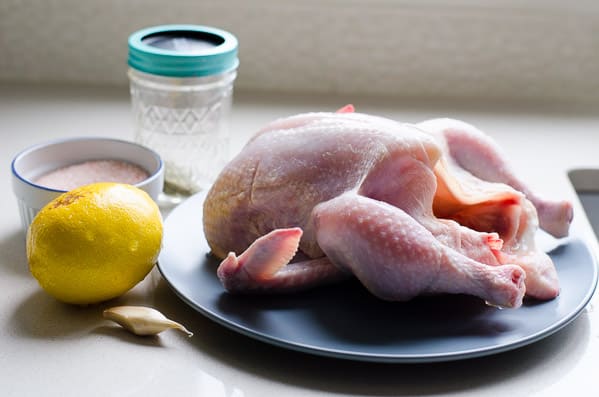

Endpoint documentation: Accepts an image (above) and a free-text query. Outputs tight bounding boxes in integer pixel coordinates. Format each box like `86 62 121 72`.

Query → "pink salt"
34 160 150 191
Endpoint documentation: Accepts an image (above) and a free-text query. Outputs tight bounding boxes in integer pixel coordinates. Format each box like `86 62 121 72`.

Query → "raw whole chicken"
203 106 573 309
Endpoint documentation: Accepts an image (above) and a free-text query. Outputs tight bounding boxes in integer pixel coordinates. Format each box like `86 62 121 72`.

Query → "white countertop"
1 83 599 397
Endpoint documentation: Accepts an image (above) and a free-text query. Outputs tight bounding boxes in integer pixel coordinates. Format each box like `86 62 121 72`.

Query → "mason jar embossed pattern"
128 25 238 197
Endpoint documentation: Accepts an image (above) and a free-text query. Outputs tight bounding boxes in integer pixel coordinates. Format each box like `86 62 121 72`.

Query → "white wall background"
1 0 599 105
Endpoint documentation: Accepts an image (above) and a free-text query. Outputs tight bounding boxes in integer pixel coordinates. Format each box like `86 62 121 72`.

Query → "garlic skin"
103 306 193 337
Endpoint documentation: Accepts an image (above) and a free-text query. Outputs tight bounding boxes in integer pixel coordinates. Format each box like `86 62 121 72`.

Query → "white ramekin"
11 137 164 233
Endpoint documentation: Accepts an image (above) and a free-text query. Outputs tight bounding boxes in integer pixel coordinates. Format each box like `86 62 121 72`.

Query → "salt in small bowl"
11 137 164 233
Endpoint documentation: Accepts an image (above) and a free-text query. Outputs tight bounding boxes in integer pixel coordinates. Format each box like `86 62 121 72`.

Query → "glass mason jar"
128 25 238 202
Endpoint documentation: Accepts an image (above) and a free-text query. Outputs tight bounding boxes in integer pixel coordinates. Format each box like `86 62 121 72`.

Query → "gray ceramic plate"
158 192 598 363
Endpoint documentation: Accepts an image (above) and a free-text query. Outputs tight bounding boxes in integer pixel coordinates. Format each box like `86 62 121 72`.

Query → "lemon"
27 182 163 305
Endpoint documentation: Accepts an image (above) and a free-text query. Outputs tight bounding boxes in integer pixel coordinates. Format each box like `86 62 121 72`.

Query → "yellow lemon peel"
27 182 163 305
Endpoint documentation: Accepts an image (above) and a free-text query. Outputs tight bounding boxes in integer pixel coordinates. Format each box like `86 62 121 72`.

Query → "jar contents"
34 160 149 191
129 76 234 195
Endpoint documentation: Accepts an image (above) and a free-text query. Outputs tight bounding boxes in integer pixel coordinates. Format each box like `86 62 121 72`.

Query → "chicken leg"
417 118 573 238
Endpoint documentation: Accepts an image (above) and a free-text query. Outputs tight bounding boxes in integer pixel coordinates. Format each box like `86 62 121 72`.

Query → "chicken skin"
203 108 572 308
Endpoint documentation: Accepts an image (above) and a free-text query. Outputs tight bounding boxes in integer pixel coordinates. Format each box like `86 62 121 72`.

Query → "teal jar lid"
128 24 239 77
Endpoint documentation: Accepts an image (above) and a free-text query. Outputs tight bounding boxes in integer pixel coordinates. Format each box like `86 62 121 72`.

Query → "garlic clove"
103 306 193 337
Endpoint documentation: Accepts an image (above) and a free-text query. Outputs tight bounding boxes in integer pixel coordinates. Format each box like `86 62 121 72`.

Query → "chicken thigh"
417 118 572 299
203 109 572 308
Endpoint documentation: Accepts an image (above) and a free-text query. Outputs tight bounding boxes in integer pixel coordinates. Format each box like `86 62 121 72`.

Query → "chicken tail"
336 104 355 113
